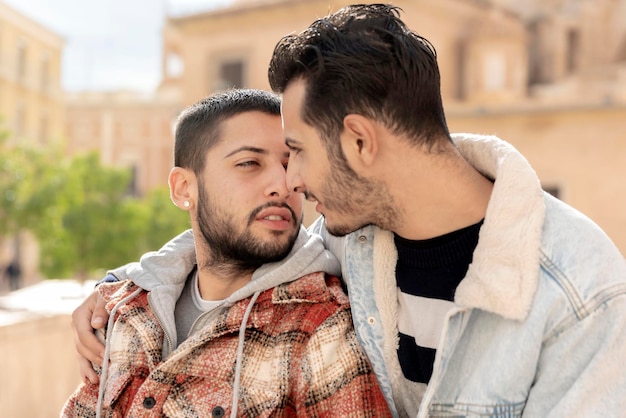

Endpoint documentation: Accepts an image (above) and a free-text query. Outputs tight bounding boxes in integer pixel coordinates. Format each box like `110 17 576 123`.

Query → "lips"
255 206 293 223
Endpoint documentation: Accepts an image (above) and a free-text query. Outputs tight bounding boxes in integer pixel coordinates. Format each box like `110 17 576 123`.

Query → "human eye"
236 160 260 168
285 140 302 156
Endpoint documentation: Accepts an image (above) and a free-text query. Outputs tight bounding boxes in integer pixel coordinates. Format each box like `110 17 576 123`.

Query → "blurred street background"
1 0 625 416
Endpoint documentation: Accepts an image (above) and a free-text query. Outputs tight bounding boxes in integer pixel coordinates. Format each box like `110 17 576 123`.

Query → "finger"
72 292 105 364
90 292 109 330
78 354 99 385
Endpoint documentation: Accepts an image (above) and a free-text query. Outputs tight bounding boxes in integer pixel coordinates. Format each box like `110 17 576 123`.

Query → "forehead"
280 79 307 125
213 111 285 155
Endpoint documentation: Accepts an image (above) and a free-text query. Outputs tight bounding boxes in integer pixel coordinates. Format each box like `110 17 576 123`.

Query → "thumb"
90 293 108 329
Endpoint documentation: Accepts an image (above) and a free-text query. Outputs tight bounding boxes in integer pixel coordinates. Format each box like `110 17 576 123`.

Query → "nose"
267 164 292 198
286 161 305 194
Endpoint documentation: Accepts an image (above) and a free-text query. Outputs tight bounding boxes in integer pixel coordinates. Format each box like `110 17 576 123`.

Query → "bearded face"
196 176 300 272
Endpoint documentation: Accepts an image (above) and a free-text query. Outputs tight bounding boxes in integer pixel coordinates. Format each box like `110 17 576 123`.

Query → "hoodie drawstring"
230 290 261 418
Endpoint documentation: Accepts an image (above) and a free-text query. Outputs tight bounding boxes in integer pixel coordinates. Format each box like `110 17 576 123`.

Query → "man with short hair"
73 5 626 417
62 89 391 417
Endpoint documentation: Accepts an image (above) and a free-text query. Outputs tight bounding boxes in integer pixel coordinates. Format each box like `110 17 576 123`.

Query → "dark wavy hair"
269 3 450 151
174 89 281 174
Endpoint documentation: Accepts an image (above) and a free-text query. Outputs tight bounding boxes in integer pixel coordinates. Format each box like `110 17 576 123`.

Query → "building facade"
62 0 626 253
64 90 181 196
0 1 64 145
0 1 65 288
154 0 626 253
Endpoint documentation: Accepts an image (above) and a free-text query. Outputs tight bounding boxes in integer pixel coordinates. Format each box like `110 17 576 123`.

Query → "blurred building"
0 1 65 145
0 1 65 289
62 0 626 253
152 0 626 252
64 90 181 196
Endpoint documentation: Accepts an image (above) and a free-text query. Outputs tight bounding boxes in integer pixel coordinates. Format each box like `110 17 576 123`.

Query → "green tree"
2 129 190 280
0 131 68 259
140 186 190 252
37 154 190 281
37 152 141 280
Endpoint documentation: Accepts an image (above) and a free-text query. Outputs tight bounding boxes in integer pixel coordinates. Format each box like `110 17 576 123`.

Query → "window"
217 60 244 90
543 185 560 199
40 54 50 91
127 165 140 197
566 29 581 74
616 34 626 62
528 19 553 85
17 41 27 82
166 52 184 78
483 52 506 91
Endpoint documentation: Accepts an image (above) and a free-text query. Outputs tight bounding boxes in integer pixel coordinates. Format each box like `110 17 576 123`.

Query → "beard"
196 181 300 274
320 153 399 237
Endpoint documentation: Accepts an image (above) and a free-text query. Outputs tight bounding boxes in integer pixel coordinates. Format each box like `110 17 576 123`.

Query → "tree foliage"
1 134 189 281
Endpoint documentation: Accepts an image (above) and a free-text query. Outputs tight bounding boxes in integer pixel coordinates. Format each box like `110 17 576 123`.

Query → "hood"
131 225 340 312
222 226 341 306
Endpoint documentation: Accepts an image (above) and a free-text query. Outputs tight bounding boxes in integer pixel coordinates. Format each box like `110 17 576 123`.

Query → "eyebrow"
224 146 267 158
285 137 300 147
224 145 289 160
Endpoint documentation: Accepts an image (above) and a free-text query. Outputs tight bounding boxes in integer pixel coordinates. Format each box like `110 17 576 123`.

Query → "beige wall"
65 91 182 196
0 1 65 145
0 314 81 417
167 0 526 106
163 0 626 255
65 0 626 255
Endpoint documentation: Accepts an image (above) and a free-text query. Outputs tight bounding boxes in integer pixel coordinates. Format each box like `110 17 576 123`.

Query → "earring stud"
183 201 190 208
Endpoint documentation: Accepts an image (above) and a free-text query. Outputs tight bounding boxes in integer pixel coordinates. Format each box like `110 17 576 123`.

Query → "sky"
3 0 232 92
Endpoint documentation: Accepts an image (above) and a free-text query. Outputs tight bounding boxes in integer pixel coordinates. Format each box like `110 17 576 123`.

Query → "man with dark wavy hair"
72 5 626 417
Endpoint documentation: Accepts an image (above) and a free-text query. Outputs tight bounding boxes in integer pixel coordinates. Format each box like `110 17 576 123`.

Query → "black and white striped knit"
394 219 484 389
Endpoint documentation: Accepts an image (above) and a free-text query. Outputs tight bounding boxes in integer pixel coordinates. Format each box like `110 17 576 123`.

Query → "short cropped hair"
174 89 281 174
268 3 450 149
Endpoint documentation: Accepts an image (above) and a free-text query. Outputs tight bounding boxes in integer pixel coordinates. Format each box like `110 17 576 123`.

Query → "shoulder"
97 280 145 312
278 272 349 306
540 194 626 294
535 193 626 332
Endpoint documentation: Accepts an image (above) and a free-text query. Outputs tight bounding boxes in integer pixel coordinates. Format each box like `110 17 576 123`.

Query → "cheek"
295 159 314 184
288 194 305 217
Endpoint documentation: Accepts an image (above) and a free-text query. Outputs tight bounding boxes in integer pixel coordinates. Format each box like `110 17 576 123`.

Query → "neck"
386 143 493 240
195 262 254 301
193 238 258 300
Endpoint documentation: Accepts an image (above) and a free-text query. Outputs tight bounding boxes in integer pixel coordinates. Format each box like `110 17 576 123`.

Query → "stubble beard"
321 158 399 237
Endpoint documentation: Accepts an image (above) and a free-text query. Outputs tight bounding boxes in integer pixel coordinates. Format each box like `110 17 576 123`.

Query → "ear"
340 114 378 168
169 167 196 210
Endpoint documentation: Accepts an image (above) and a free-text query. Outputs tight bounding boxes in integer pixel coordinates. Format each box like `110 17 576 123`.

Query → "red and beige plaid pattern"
62 273 391 417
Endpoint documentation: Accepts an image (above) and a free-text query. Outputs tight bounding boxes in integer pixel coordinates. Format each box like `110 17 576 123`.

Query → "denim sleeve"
96 273 120 285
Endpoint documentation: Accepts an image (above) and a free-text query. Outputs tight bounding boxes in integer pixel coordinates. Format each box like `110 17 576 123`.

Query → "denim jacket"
310 133 626 417
118 134 626 417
